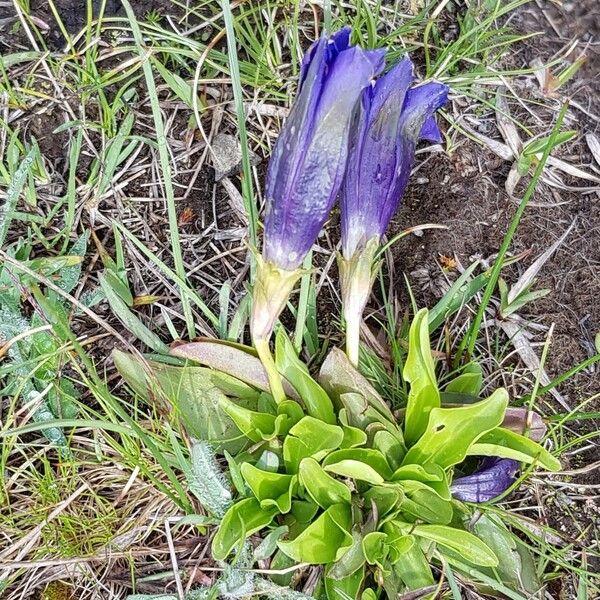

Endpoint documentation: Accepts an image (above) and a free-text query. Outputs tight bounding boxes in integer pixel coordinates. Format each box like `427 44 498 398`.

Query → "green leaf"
299 457 351 508
363 486 403 517
445 362 483 396
391 534 434 590
0 146 35 247
403 388 508 469
220 396 280 443
254 526 289 561
275 328 336 424
392 463 444 483
428 261 486 332
398 482 453 525
325 565 365 600
328 531 367 580
323 448 393 479
457 510 540 595
152 57 196 107
288 416 344 456
102 268 134 306
362 532 389 570
113 350 256 454
240 463 296 513
100 273 168 353
523 130 577 156
372 430 405 470
55 230 89 293
324 460 384 485
412 524 498 567
468 427 561 471
212 497 278 561
278 504 353 564
341 425 368 448
403 308 441 445
170 340 299 400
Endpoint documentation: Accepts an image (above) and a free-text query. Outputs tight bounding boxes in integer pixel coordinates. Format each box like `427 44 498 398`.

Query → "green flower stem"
345 309 361 368
339 238 380 368
255 337 286 404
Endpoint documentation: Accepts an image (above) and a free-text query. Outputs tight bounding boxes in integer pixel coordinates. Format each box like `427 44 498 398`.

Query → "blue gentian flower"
252 28 385 343
451 458 519 503
338 56 448 364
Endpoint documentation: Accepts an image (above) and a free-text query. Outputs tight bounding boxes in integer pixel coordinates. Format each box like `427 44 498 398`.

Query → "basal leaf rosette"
205 311 559 598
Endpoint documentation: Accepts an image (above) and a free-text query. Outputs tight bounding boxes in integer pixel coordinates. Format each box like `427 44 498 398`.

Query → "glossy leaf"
278 504 353 564
220 396 279 443
212 497 278 560
341 424 368 448
240 463 296 513
445 362 483 396
398 482 453 524
392 463 444 483
325 460 385 485
325 565 365 600
362 532 389 570
458 510 540 595
328 530 367 580
391 534 434 590
363 485 403 517
289 416 344 454
299 458 352 508
403 308 440 445
412 524 498 567
468 427 560 471
275 328 336 424
372 430 405 469
402 388 508 469
323 448 393 479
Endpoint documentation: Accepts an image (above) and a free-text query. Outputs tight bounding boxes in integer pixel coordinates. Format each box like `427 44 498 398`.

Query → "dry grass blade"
507 220 576 304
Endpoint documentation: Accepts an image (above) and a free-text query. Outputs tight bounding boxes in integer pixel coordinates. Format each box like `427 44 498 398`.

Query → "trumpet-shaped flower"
451 458 519 503
252 28 385 344
339 57 448 364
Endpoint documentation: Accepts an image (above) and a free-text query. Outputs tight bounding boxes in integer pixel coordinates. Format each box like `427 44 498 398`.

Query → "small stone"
211 133 260 181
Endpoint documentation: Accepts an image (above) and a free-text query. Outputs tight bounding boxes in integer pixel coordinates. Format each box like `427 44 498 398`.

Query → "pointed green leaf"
278 504 353 564
288 416 344 455
212 497 278 560
241 463 296 513
324 460 384 485
275 328 336 424
325 565 365 600
323 449 393 479
403 388 508 469
220 396 278 443
468 427 560 471
445 362 483 396
404 308 441 445
299 457 351 508
413 524 498 567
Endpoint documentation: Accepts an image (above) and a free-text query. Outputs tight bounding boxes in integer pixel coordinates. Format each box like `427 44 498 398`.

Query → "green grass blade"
121 0 196 339
221 0 258 258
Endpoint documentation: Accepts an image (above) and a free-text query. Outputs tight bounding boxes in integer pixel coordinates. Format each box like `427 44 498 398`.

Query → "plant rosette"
115 309 559 599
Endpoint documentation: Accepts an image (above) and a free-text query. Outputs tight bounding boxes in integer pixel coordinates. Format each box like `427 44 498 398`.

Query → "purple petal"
420 115 443 143
264 30 385 270
451 458 519 503
340 67 448 258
